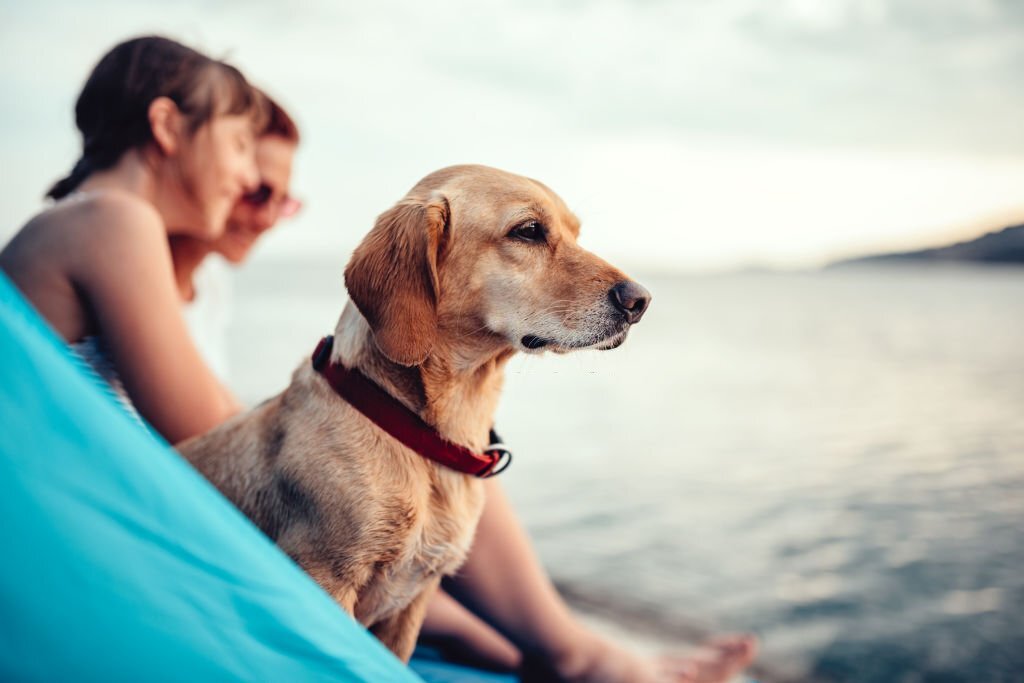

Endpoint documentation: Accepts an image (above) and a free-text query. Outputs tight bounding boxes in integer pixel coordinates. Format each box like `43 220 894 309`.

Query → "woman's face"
178 113 260 240
211 135 297 263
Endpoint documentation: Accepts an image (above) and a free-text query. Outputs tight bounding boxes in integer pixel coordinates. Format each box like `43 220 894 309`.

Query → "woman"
0 35 263 443
169 92 301 380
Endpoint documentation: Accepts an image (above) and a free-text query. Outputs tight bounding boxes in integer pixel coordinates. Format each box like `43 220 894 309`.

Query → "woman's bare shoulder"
10 191 162 249
51 190 164 240
2 192 154 272
23 191 170 269
0 191 170 341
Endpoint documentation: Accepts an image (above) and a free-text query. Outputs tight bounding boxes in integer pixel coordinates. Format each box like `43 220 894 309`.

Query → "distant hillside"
830 224 1024 268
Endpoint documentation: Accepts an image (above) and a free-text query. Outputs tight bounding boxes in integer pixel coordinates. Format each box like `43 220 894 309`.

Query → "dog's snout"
609 281 651 324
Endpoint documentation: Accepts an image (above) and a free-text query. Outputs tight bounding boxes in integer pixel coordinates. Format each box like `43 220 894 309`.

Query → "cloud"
2 0 1023 269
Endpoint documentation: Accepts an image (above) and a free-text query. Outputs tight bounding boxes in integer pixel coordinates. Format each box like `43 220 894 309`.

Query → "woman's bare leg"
424 479 758 682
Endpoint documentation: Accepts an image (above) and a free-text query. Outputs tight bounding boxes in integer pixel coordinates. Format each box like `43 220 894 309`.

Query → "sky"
2 0 1023 271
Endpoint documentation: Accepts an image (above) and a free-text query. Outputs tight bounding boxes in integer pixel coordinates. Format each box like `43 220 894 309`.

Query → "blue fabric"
410 647 520 683
0 272 420 682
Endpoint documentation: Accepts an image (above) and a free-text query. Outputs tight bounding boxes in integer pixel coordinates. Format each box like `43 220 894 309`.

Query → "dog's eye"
509 221 545 243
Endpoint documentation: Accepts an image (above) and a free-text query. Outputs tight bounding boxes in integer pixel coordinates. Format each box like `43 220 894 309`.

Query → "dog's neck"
332 303 513 451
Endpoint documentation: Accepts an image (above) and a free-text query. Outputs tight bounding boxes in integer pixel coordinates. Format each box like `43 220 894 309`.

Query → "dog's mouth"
593 328 629 350
520 324 629 354
521 335 551 350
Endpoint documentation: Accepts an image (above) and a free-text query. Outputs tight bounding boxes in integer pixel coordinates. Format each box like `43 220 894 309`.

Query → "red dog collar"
311 336 511 478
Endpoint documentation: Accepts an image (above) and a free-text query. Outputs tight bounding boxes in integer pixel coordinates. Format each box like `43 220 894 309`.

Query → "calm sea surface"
229 262 1024 683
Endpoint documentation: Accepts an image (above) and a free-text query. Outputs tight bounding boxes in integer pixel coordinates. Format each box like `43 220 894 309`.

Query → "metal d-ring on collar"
483 428 513 478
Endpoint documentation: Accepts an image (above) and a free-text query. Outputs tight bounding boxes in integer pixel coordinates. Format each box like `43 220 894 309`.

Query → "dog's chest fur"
188 363 490 628
353 468 484 625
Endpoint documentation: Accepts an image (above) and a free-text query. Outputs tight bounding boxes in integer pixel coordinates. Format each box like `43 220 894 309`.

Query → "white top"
181 255 232 382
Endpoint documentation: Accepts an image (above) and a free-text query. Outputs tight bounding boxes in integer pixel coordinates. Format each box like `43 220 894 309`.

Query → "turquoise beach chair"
0 272 516 683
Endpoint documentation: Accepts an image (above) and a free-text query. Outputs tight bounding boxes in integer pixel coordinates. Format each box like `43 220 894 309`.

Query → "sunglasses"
241 183 302 218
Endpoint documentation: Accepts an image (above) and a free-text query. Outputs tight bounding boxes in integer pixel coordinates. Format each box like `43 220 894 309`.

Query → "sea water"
229 261 1024 683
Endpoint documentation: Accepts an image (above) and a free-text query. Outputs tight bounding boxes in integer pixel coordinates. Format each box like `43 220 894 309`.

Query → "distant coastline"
829 224 1024 269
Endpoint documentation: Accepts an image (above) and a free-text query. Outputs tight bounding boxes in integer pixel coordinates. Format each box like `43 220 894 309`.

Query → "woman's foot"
540 632 758 683
657 634 758 682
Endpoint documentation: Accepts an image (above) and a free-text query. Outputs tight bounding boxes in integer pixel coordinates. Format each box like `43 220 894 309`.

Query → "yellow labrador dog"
179 165 650 660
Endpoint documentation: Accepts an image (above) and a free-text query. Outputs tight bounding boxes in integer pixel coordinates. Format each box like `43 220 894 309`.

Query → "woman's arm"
419 588 521 672
442 478 642 681
70 194 242 443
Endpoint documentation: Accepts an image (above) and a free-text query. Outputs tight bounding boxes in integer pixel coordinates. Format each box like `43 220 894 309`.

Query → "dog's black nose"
609 281 651 324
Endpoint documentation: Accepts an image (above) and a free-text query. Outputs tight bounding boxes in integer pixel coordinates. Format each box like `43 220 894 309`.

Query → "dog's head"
345 165 650 366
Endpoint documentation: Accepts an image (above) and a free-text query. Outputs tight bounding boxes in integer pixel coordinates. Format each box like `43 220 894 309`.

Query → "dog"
178 164 651 661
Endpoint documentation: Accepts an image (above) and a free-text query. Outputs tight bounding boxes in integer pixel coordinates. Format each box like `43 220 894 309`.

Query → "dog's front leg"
370 577 442 662
300 560 369 618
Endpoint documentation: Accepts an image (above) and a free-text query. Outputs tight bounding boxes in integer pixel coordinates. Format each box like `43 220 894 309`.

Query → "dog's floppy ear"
344 192 450 366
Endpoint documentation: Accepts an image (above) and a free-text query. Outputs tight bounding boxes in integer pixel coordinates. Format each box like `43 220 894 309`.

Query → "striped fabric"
69 335 147 427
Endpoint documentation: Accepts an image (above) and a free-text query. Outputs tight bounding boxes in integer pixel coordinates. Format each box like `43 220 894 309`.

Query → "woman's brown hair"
48 36 265 200
259 92 300 144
